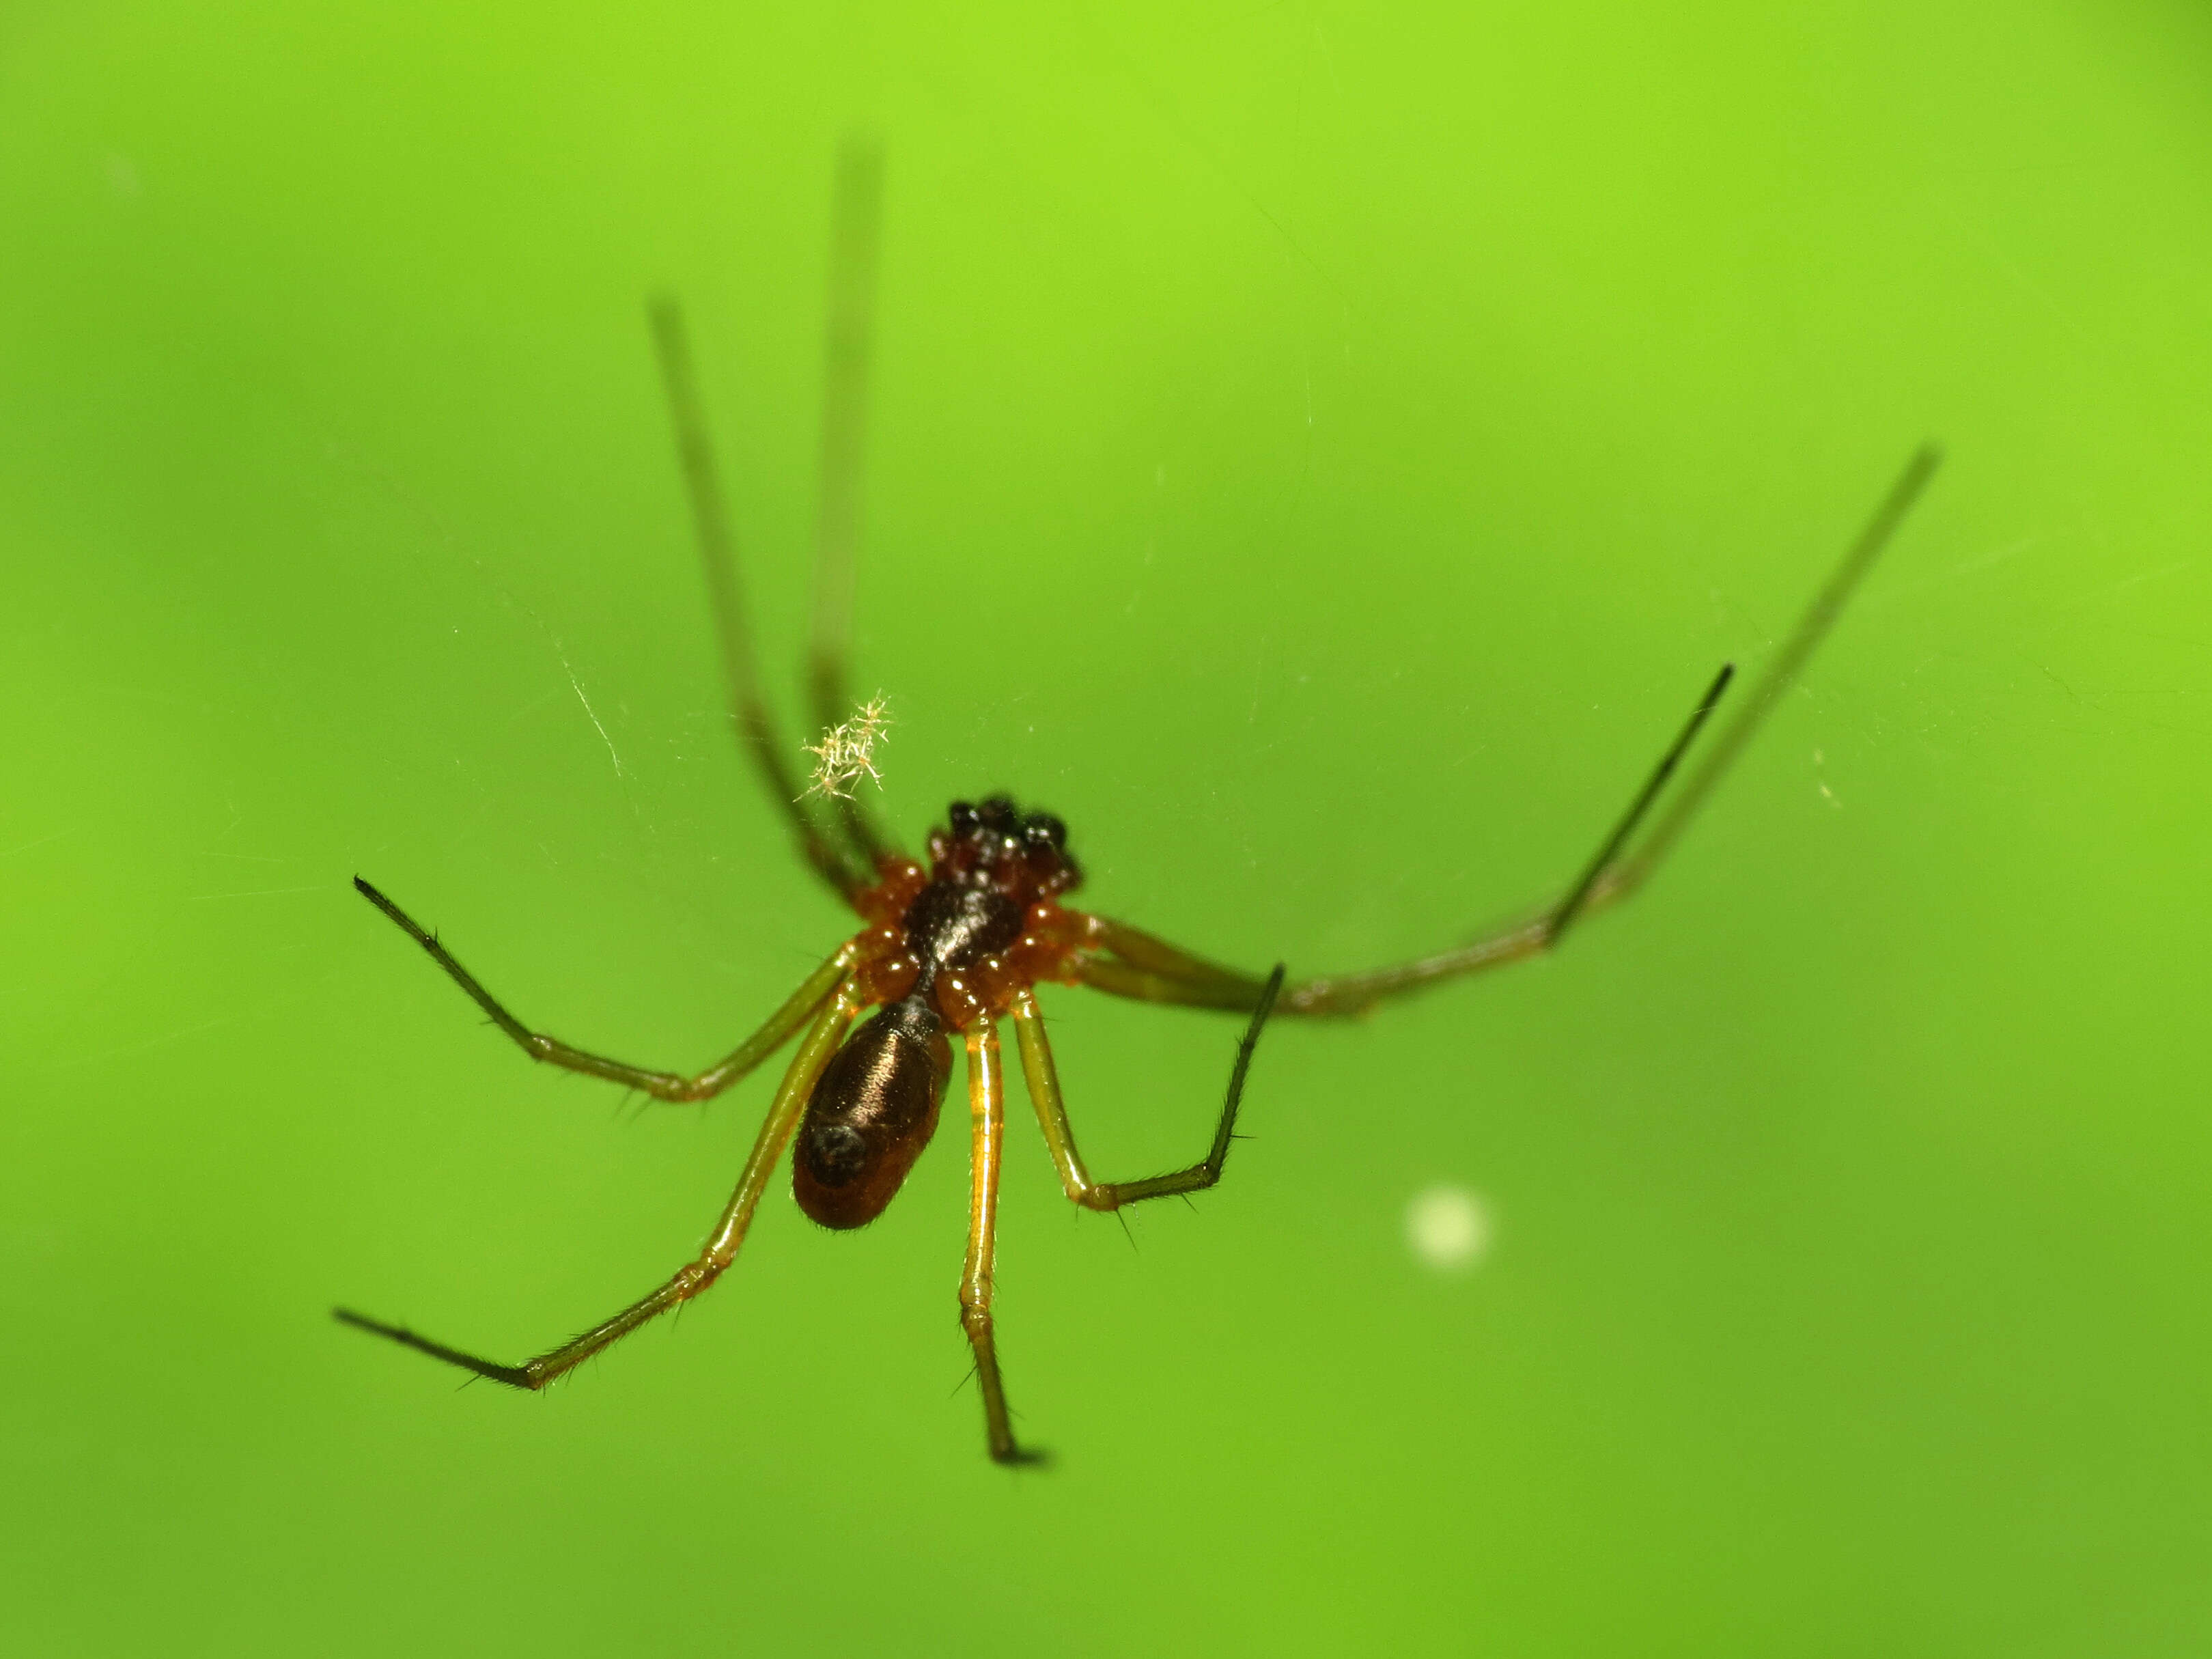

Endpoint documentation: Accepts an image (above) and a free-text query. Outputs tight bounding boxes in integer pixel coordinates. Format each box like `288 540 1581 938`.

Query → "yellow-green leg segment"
1009 964 1285 1212
335 974 863 1388
960 1022 1044 1465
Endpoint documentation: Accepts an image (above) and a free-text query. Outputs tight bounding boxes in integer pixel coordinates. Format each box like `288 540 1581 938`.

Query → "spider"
336 140 1943 1464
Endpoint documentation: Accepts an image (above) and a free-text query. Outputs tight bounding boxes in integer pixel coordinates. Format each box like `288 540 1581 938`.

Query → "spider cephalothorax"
848 796 1093 1032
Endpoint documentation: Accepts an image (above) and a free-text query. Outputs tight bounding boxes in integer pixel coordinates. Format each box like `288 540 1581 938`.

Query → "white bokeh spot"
1405 1184 1492 1272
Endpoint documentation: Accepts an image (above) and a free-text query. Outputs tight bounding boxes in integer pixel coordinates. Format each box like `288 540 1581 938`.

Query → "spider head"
927 794 1082 900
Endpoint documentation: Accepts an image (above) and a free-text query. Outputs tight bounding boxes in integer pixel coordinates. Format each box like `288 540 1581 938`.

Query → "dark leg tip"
333 1306 414 1345
333 1306 536 1389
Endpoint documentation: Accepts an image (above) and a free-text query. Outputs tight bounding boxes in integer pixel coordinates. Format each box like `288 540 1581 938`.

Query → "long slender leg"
1011 966 1285 1212
807 134 896 869
334 977 863 1388
1075 661 1728 1014
1603 443 1942 899
1074 445 1943 1018
960 1022 1044 1464
1074 917 1270 1012
647 296 874 900
354 874 854 1101
1545 661 1731 947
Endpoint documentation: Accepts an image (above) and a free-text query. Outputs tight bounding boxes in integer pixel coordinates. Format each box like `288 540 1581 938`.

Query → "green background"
4 0 2209 1651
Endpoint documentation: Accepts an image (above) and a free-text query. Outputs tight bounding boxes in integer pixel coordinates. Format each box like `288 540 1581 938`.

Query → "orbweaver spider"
337 141 1942 1464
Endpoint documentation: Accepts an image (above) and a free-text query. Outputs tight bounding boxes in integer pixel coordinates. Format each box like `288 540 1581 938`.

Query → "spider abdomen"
792 995 951 1229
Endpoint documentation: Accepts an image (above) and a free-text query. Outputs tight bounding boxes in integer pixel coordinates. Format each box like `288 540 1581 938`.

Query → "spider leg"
647 296 876 900
960 1020 1046 1464
1074 445 1942 1019
1073 919 1270 1014
1075 663 1724 1014
335 976 862 1389
806 134 897 871
1545 660 1732 947
1603 443 1941 900
354 875 854 1101
1009 966 1285 1212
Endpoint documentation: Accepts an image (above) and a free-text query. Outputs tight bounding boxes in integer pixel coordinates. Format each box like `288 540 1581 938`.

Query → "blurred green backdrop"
4 0 2210 1651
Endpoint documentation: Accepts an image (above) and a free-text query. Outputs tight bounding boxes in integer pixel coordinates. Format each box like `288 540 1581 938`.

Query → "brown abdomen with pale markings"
792 996 951 1229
